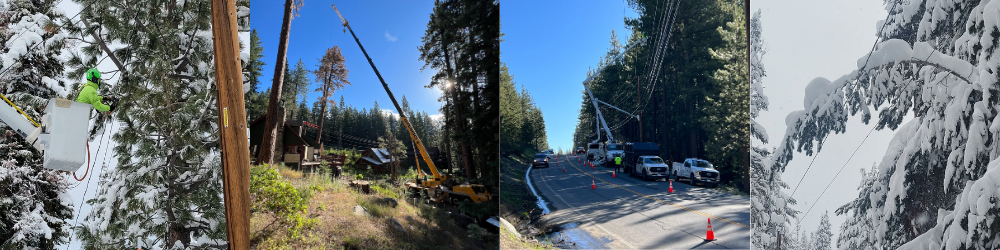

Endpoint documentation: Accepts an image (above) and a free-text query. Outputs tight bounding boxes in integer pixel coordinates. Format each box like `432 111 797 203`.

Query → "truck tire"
642 169 649 181
690 173 697 186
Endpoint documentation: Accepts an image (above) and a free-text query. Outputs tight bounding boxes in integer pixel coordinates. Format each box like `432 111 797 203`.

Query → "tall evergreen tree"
0 1 73 248
812 211 833 250
702 0 748 188
748 9 798 250
244 29 269 121
67 0 248 248
312 46 349 150
418 0 498 186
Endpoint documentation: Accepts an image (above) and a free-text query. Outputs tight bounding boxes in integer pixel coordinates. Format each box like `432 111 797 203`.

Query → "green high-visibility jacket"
76 81 110 112
615 157 622 165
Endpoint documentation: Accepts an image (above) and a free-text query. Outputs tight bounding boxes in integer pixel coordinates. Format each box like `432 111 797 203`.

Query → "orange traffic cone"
705 218 716 241
563 165 566 173
612 171 616 178
592 179 596 189
669 181 674 193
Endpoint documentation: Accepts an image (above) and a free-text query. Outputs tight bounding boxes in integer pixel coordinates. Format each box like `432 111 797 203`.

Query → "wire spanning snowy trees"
65 0 249 248
761 0 1000 248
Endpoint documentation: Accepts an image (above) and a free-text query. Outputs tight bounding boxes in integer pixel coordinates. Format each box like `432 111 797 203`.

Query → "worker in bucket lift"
76 68 117 114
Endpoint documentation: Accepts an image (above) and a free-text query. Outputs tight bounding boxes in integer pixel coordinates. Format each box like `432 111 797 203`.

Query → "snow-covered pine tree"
749 9 798 250
765 0 1000 248
835 164 882 250
812 211 832 250
64 0 249 248
0 1 75 248
0 0 71 99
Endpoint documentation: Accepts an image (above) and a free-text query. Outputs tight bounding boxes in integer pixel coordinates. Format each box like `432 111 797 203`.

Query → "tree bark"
257 0 294 166
441 34 473 183
743 146 750 193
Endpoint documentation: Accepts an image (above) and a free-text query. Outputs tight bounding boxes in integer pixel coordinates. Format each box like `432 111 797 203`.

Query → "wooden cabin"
248 116 322 167
358 148 399 174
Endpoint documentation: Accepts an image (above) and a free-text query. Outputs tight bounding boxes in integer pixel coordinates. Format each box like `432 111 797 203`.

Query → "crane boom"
581 38 646 143
333 5 443 181
595 99 639 119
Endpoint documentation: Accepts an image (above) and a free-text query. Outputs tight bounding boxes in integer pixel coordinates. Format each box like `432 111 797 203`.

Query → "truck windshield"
695 160 715 169
644 157 664 164
607 144 621 150
589 144 599 149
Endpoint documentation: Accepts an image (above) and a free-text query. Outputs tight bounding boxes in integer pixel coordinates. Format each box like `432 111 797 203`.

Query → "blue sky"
502 0 636 152
249 0 444 118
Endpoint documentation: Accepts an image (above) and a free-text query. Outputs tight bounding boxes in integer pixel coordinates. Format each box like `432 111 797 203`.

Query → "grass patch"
355 195 397 218
499 155 558 249
714 182 749 197
279 164 304 179
250 166 484 249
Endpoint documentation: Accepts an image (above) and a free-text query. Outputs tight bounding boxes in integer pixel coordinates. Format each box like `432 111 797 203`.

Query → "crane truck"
333 6 492 204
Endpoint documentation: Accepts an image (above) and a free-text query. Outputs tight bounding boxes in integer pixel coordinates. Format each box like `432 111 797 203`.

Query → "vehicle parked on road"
532 153 549 168
674 158 720 187
623 142 662 174
576 147 586 154
587 143 601 161
633 156 670 181
604 142 623 167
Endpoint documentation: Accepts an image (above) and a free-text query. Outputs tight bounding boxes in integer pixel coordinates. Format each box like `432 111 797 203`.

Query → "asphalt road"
529 154 751 249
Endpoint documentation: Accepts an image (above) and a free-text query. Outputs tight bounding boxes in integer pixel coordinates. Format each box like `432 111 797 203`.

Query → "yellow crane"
332 5 491 204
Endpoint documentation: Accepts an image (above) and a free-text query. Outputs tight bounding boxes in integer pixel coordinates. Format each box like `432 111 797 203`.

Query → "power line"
798 125 877 223
66 117 113 250
789 0 898 204
794 0 900 224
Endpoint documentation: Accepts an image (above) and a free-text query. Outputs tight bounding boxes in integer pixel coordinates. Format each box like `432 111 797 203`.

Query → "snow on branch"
859 39 977 84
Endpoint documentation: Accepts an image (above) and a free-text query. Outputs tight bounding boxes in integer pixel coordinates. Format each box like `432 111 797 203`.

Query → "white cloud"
381 109 399 119
429 113 444 122
384 31 398 42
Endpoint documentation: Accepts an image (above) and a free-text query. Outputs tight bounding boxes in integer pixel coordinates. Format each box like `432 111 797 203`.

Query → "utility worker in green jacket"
76 68 115 114
614 156 622 173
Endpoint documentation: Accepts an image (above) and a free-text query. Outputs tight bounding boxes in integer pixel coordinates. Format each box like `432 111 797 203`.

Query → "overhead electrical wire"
793 0 900 225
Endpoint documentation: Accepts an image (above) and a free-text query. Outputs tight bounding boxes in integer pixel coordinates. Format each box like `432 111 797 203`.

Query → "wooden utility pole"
257 0 296 165
209 0 250 248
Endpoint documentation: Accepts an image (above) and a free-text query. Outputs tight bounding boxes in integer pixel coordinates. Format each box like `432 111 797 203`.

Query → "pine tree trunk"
318 100 327 152
441 34 473 183
743 146 750 193
257 0 294 166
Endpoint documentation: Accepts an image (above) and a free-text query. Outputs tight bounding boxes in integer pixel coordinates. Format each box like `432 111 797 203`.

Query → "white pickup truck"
673 158 720 188
631 155 670 181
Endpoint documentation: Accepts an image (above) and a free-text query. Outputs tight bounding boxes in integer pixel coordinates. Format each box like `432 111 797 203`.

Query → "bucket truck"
581 38 645 166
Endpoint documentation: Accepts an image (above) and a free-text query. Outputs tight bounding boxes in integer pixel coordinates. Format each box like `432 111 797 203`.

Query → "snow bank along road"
530 154 751 249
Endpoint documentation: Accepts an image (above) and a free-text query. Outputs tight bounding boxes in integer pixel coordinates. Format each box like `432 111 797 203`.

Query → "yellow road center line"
563 155 750 229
